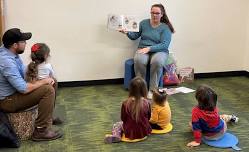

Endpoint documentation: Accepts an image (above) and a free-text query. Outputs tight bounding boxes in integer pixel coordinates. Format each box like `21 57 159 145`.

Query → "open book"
107 14 139 32
159 87 195 95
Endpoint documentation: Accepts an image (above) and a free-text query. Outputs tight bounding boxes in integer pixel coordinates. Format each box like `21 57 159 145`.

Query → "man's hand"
24 78 54 94
187 141 200 147
137 47 150 54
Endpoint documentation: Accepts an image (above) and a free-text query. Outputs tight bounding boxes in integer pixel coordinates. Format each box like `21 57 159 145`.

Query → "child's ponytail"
25 43 50 82
26 61 38 82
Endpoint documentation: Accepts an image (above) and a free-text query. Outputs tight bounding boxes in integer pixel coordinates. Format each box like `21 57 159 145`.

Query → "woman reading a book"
120 4 174 98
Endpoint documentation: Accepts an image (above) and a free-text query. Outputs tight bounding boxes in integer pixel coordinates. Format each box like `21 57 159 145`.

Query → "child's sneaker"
104 134 121 144
230 115 239 123
147 91 153 99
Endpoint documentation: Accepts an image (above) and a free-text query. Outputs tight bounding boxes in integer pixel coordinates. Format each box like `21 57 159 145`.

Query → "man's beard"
16 49 24 54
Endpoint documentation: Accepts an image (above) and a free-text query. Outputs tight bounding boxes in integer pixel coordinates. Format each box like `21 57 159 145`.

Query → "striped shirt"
191 106 224 143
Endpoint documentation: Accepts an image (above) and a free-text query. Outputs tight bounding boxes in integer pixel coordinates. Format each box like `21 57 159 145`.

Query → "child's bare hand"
187 141 200 147
42 78 55 85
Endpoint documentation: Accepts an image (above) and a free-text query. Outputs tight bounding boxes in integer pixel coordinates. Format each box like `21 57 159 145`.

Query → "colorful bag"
163 63 180 86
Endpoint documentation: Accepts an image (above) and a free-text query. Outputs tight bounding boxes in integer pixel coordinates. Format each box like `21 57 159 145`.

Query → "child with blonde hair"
149 89 171 129
187 84 238 147
104 76 152 143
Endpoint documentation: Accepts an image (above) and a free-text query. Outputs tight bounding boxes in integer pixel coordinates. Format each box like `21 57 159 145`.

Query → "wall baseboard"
58 78 123 88
58 70 248 88
194 70 249 79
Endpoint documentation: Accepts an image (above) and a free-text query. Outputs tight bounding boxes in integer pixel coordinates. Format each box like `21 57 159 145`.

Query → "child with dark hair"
26 43 63 125
187 84 238 147
26 43 55 82
149 89 171 130
104 76 151 143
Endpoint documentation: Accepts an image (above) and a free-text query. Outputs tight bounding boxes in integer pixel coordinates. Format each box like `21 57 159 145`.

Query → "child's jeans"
203 119 227 140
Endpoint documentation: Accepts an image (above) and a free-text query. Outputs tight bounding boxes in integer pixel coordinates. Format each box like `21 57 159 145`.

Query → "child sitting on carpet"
149 89 171 130
104 76 152 143
187 84 239 147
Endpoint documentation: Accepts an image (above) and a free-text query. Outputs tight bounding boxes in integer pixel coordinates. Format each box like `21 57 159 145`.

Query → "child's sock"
230 114 239 123
104 134 121 144
221 114 239 123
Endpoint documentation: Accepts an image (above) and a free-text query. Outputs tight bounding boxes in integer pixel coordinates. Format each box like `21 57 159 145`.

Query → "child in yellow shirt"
149 89 171 129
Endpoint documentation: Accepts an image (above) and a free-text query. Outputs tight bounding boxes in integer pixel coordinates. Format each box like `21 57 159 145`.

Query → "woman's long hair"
25 43 50 82
151 4 175 33
128 76 148 122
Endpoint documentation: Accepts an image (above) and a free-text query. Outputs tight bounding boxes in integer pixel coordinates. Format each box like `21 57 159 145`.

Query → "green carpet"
1 76 249 152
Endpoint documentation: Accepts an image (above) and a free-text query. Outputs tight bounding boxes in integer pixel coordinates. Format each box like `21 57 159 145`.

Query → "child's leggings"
112 121 123 138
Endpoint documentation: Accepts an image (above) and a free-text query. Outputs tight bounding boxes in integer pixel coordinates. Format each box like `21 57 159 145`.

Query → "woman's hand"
137 47 150 54
118 29 128 34
187 141 200 147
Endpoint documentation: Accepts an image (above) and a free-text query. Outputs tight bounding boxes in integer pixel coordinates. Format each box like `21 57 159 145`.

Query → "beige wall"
168 0 248 73
245 2 249 72
3 0 249 82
